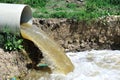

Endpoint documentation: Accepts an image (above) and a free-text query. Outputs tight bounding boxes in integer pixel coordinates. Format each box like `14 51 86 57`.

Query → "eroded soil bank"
33 16 120 51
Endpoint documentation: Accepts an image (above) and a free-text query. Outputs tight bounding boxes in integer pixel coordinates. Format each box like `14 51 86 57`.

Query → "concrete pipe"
0 3 32 35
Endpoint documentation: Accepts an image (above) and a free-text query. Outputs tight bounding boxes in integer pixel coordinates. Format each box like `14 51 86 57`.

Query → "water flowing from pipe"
20 23 74 75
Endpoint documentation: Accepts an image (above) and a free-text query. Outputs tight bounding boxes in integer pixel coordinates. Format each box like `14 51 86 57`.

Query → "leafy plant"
0 26 23 51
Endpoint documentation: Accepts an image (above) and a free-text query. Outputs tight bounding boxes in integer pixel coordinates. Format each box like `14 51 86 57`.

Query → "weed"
0 26 23 51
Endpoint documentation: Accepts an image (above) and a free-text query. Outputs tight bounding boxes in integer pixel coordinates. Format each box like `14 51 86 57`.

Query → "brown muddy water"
18 16 120 80
20 23 74 79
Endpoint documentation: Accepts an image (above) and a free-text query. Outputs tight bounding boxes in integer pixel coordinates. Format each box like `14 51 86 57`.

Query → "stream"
39 50 120 80
20 23 120 80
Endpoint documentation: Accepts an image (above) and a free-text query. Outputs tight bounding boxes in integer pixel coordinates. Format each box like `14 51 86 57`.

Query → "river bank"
0 15 119 79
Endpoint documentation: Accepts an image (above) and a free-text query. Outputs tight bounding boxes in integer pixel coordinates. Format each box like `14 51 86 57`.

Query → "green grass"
0 0 48 7
0 0 119 20
35 0 119 20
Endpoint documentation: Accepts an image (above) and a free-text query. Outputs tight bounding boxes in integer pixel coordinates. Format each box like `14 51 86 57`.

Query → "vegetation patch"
0 26 23 51
0 0 119 20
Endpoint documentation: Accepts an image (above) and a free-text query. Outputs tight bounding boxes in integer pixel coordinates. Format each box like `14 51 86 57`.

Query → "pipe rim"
20 5 32 26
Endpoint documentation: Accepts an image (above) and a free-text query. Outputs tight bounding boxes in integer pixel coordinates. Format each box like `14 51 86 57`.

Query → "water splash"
39 50 120 80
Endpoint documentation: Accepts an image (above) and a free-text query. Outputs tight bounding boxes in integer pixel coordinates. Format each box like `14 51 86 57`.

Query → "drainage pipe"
0 3 32 35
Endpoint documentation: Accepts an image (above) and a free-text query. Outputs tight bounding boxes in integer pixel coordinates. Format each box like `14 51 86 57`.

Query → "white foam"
39 50 120 80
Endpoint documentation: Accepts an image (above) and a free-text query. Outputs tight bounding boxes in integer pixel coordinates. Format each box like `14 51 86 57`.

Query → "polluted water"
20 24 120 80
39 50 120 80
20 23 74 75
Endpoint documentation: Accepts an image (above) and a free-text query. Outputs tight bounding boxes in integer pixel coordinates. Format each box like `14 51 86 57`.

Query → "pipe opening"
20 6 32 25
